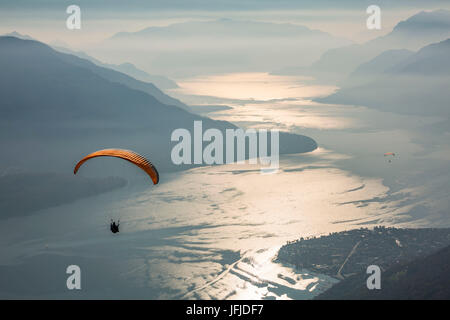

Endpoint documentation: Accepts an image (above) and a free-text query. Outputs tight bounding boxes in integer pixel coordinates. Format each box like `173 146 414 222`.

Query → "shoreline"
276 226 450 297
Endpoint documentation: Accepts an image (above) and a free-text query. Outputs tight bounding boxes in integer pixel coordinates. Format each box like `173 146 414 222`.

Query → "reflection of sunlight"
170 72 356 130
210 102 358 130
173 72 336 101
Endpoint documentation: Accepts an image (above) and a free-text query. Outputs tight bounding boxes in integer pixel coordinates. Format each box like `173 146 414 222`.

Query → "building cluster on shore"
277 226 450 278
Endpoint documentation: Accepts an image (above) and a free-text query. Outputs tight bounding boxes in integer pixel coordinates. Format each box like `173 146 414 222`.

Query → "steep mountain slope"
52 45 179 90
51 45 188 111
0 36 317 176
0 173 126 218
341 49 414 86
112 63 179 89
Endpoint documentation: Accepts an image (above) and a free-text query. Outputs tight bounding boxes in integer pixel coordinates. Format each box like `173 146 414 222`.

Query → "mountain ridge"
101 18 352 77
0 36 318 175
293 9 450 82
317 37 450 117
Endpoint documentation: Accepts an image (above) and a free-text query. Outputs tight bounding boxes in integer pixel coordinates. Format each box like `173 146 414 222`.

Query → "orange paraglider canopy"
384 152 395 156
74 149 159 184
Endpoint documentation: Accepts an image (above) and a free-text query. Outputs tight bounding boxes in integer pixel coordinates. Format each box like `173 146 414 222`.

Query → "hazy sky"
1 0 449 47
2 0 449 10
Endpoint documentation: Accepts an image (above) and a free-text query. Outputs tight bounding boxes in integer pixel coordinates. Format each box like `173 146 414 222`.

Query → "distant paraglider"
74 148 159 184
384 152 396 163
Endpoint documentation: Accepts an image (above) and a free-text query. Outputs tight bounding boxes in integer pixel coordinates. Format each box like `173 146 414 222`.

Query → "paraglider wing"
384 152 395 157
74 149 159 184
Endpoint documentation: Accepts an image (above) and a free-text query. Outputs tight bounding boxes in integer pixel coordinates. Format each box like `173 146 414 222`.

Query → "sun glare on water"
172 72 336 101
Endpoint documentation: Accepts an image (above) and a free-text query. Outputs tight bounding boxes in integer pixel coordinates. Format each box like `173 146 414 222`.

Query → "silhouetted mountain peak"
392 9 450 35
2 31 34 41
112 18 332 39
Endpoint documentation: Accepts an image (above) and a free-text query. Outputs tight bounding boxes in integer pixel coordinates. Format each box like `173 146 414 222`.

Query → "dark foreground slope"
0 173 126 218
317 243 450 300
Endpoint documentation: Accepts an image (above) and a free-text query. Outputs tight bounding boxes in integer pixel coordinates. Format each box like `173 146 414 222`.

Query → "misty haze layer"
0 3 449 300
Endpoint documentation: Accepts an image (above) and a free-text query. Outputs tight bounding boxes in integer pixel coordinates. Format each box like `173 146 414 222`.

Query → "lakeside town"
277 227 450 279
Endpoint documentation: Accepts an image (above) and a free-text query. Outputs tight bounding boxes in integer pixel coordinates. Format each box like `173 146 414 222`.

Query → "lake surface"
1 72 449 299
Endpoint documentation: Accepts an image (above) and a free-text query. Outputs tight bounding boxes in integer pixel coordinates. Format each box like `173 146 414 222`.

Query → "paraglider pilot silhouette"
110 219 120 234
73 149 159 234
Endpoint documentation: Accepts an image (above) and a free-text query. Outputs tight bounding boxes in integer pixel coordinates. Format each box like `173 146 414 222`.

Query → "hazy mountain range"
0 173 126 217
51 46 189 111
277 10 450 83
94 19 352 77
0 36 317 175
318 38 450 117
0 36 318 215
3 9 448 215
52 46 179 91
3 31 179 90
